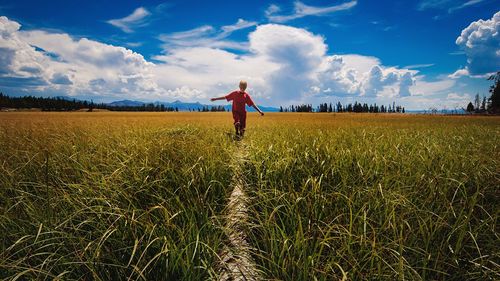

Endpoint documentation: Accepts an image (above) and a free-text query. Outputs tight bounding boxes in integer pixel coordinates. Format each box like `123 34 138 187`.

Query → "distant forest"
280 102 405 113
0 93 181 112
0 93 232 112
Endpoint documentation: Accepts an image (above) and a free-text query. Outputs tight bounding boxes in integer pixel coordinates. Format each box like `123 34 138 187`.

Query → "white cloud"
50 73 72 85
0 16 49 87
107 7 151 33
126 42 142 48
399 72 415 97
447 92 471 100
358 65 415 98
153 46 277 94
0 16 158 99
249 24 328 103
158 19 257 51
453 11 499 77
341 54 382 73
448 0 487 13
446 92 472 108
247 24 415 100
265 1 357 23
221 19 258 34
403 63 435 69
410 75 456 96
155 24 416 104
417 0 487 13
417 0 453 11
316 55 360 96
448 68 470 78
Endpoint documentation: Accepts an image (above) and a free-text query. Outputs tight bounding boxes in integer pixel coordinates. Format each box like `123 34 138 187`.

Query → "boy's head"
239 80 247 91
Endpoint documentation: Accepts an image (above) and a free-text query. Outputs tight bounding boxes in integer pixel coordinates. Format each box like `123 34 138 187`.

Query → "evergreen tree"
487 72 500 114
466 102 474 113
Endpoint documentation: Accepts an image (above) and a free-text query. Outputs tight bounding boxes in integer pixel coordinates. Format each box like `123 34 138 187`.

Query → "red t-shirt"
225 90 254 112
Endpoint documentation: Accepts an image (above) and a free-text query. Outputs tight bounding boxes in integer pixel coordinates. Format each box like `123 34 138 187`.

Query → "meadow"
0 112 498 280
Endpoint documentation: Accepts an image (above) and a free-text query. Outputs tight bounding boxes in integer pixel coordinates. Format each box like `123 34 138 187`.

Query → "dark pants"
232 110 247 129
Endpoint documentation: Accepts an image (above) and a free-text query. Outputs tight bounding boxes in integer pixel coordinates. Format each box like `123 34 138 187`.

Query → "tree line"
197 106 227 112
0 93 231 112
0 93 182 112
0 93 98 111
109 104 179 112
280 101 405 113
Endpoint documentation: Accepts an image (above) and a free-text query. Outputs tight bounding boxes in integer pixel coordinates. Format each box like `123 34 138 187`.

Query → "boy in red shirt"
211 80 264 138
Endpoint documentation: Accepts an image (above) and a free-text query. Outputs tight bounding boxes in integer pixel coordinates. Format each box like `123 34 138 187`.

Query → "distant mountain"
247 105 280 112
41 95 280 112
156 100 204 111
106 99 280 112
108 100 145 107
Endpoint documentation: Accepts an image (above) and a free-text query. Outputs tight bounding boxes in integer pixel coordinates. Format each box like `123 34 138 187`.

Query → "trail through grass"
217 140 262 281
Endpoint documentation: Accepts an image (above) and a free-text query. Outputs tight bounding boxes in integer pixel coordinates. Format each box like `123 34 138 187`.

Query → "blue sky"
0 0 498 109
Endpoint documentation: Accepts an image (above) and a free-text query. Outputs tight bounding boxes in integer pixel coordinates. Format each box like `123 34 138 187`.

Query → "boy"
211 80 264 138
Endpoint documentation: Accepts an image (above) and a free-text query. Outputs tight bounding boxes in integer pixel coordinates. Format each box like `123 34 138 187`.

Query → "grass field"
0 112 499 280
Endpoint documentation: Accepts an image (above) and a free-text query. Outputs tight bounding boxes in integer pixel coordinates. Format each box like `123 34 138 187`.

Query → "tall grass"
0 112 235 280
245 114 499 280
0 112 498 280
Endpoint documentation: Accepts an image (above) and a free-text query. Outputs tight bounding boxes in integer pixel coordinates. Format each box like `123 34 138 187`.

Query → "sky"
0 0 498 109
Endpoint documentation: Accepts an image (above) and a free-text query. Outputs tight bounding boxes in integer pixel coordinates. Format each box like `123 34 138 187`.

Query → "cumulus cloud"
50 73 72 85
1 16 422 105
316 55 360 96
357 66 415 98
249 24 329 102
398 72 415 97
156 23 418 103
107 7 151 33
453 11 499 77
0 16 48 87
153 46 276 93
266 1 357 23
247 24 415 101
0 16 157 98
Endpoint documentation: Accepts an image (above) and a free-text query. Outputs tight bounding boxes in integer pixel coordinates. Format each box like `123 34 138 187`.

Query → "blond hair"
239 80 247 91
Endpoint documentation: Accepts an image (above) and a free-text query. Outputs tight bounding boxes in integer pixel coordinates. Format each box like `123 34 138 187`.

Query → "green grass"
245 114 499 280
0 113 234 280
0 112 499 280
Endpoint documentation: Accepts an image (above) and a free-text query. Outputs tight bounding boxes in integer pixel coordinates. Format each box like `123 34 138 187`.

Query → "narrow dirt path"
216 141 261 281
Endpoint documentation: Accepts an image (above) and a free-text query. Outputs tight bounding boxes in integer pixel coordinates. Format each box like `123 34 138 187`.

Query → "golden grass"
0 112 498 280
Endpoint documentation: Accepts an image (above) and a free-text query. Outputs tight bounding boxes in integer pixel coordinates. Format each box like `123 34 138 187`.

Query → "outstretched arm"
252 104 264 116
210 96 226 102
